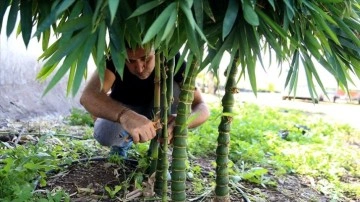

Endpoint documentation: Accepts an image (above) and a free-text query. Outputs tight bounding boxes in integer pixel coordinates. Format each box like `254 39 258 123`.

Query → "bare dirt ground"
39 157 329 202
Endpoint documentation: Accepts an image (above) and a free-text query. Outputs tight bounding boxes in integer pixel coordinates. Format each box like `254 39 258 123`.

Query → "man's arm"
188 88 210 128
165 88 210 144
80 69 156 143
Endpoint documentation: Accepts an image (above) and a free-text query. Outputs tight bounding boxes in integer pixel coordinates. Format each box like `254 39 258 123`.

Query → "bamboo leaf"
243 0 259 26
42 29 50 50
108 0 120 24
143 2 175 44
180 1 195 29
128 0 165 18
333 16 360 47
193 0 203 29
256 8 288 40
0 0 10 34
266 0 275 10
55 0 76 16
43 49 79 96
223 0 239 40
6 0 19 37
38 39 59 61
56 15 91 33
110 43 126 79
42 27 90 68
96 21 107 67
317 0 342 3
283 0 295 21
36 62 59 81
33 11 56 37
184 18 200 57
343 18 360 33
20 0 33 47
161 9 177 41
67 62 76 96
72 33 97 96
203 0 215 22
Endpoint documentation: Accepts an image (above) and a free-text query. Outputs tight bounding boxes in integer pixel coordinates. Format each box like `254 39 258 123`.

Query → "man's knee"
93 118 121 147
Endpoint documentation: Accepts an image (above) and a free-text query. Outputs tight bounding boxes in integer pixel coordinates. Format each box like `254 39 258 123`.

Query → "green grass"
0 104 359 201
188 102 360 200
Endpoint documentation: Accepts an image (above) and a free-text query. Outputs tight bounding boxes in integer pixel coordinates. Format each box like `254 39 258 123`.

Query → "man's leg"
94 118 132 157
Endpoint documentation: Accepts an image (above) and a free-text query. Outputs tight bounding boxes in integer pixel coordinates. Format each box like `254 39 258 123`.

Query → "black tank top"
106 54 185 107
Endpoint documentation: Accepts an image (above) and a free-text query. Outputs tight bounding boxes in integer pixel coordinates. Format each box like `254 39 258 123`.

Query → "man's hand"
159 114 177 144
119 110 156 143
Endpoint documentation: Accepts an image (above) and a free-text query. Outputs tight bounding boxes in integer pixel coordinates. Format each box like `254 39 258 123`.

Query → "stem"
148 53 161 175
171 57 199 202
214 53 239 202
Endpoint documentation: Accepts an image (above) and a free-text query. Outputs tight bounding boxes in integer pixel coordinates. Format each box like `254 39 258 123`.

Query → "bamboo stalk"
148 53 161 175
171 57 199 202
214 53 239 202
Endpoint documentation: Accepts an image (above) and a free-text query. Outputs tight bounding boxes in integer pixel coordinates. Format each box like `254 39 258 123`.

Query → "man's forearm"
188 103 210 128
80 92 129 123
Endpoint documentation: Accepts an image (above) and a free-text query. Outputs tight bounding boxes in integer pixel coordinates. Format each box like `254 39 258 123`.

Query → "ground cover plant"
0 102 359 201
2 1 360 201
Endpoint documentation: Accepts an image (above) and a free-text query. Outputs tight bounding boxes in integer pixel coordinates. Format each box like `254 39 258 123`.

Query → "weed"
65 108 94 127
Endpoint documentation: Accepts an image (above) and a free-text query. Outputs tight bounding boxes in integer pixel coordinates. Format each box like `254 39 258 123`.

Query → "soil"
35 157 330 202
0 118 341 202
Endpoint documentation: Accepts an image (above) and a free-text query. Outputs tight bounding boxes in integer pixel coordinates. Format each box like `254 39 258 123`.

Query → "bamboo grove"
1 0 360 201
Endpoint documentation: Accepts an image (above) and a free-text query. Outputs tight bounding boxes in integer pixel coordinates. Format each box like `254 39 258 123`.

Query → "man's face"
125 47 155 80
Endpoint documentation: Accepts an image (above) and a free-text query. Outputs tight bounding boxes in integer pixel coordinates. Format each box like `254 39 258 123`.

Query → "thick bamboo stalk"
171 57 199 202
214 54 239 202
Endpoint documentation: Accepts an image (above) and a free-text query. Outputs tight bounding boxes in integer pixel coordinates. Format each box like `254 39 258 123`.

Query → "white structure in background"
0 11 84 120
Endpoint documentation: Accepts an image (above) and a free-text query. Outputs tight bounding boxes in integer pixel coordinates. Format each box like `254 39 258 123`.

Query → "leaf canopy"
0 0 359 96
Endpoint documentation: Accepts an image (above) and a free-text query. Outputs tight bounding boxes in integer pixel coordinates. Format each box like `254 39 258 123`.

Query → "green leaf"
223 0 239 40
110 43 126 80
43 46 80 96
184 18 200 57
108 0 120 24
42 27 90 68
161 8 177 41
243 0 259 26
256 8 288 40
193 0 203 29
56 15 92 33
317 0 342 3
6 0 19 37
72 33 97 96
55 0 76 16
266 0 275 10
128 0 165 18
283 0 295 21
42 29 50 50
67 62 76 96
96 21 107 67
180 1 195 29
33 11 56 37
38 39 59 61
203 0 215 22
0 0 11 34
313 12 340 45
20 0 33 47
142 2 176 44
36 62 59 81
333 16 360 47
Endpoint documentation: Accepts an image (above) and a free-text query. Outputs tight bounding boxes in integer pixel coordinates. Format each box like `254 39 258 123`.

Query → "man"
80 46 210 157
